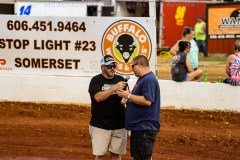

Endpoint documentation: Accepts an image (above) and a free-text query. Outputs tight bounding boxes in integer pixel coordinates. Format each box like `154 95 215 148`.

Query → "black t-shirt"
88 74 125 130
171 53 188 82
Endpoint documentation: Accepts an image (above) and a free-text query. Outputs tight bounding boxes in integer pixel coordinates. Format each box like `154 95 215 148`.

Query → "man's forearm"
129 94 151 107
94 87 116 102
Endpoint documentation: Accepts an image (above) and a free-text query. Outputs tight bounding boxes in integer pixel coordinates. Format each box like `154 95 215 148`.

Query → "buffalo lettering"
106 23 147 43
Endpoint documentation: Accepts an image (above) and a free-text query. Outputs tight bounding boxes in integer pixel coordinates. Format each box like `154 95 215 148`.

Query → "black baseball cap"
100 55 116 66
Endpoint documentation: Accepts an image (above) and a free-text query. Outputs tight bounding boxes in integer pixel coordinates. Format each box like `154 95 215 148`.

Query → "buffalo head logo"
115 34 136 63
102 20 152 74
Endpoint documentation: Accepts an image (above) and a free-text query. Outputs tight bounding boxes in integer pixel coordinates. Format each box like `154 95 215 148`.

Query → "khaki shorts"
89 125 127 156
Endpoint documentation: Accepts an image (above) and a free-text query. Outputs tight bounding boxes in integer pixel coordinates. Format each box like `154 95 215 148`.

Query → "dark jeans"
130 130 158 160
223 77 240 86
223 78 229 84
196 40 207 57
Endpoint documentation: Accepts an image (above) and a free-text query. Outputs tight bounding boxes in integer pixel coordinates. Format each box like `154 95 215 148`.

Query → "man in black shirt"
88 55 127 160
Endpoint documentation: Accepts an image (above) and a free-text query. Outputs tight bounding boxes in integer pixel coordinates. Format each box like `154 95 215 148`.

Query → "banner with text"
0 15 156 76
208 5 240 39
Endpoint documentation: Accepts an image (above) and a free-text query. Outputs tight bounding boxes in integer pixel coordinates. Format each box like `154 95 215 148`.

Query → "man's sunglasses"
105 64 117 69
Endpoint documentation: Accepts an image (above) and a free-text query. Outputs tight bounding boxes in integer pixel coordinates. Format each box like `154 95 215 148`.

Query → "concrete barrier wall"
159 80 240 111
0 74 239 112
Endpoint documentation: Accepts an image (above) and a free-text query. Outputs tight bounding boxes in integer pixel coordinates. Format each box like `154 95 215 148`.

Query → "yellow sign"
175 6 186 26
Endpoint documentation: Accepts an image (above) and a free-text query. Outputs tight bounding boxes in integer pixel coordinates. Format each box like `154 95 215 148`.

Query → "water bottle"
219 77 223 83
216 76 223 83
203 71 208 83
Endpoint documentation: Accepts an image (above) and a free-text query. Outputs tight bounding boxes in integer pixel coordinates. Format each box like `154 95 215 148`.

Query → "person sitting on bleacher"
171 41 202 82
223 40 240 86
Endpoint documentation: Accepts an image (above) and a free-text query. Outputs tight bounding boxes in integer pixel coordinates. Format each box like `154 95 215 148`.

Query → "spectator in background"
171 41 202 82
170 27 199 70
88 55 127 160
195 16 207 57
117 55 160 160
223 40 240 86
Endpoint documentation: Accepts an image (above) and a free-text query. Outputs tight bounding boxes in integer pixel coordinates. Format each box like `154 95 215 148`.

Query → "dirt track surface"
0 102 239 160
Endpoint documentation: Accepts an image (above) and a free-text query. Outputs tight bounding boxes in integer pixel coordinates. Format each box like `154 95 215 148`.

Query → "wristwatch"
127 93 132 100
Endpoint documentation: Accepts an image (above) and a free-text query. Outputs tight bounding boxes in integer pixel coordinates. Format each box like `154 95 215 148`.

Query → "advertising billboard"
0 15 156 76
208 3 240 39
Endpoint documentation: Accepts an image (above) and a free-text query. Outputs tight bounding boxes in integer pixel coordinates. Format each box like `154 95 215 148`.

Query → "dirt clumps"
0 102 239 160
